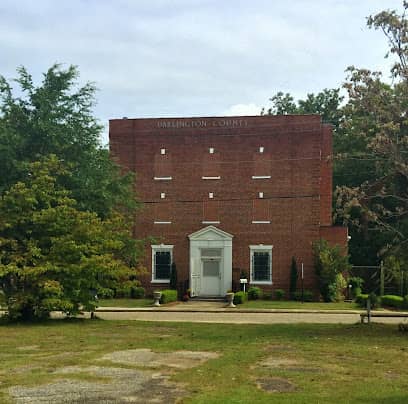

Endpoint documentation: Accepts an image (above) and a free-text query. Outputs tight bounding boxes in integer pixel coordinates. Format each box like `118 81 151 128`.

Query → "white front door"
188 226 233 297
200 259 221 296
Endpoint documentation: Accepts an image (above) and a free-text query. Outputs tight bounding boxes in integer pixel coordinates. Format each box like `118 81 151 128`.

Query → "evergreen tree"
289 257 298 299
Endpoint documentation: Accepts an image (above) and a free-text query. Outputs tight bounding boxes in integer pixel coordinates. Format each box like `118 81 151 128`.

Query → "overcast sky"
0 0 403 145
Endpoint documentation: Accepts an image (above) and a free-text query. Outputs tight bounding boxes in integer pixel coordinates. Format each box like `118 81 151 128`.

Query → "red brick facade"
109 115 347 296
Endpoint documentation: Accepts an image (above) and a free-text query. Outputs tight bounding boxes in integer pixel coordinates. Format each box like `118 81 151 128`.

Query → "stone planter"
226 292 236 308
153 291 162 307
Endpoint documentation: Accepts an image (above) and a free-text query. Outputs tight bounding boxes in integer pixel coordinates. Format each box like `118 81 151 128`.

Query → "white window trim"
202 221 220 224
252 175 271 179
252 220 270 224
151 244 173 283
249 245 273 285
160 148 166 155
154 221 172 224
154 176 172 181
202 176 221 180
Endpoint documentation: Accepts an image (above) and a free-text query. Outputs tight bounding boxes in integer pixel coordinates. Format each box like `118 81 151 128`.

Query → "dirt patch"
256 377 297 393
8 349 219 403
259 357 299 368
16 345 40 351
284 367 321 373
265 345 293 352
10 366 184 403
384 370 400 380
258 356 320 373
99 348 219 369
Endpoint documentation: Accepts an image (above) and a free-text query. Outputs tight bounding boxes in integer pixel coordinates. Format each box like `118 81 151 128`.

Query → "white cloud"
223 103 262 117
0 0 403 143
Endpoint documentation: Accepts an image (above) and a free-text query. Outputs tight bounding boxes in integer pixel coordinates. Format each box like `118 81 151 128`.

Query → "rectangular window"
151 245 173 282
250 246 272 284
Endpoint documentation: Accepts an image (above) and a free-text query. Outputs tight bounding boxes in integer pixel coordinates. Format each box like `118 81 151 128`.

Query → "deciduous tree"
0 157 139 320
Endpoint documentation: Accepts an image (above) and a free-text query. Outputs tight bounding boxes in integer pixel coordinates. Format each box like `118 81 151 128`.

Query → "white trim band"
252 221 271 224
154 176 172 180
252 175 271 179
202 221 220 224
202 176 221 180
154 221 172 224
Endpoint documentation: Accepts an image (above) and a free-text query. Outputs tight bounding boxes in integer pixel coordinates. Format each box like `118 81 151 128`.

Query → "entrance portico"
188 226 233 297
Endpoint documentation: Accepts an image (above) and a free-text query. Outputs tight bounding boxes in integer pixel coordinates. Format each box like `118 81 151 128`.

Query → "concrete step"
189 297 226 302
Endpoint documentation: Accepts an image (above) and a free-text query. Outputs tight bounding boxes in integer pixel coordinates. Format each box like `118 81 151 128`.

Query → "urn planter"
153 291 162 307
226 292 236 308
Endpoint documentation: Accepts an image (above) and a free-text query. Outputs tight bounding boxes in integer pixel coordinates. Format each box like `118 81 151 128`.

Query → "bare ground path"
89 301 408 324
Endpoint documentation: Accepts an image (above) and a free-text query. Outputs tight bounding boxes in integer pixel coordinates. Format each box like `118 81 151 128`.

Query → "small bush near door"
160 289 178 304
293 290 314 302
131 287 145 299
248 287 262 300
233 291 248 304
274 289 285 300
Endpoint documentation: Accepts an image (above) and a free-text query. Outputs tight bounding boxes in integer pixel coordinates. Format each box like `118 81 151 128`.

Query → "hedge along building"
109 115 347 297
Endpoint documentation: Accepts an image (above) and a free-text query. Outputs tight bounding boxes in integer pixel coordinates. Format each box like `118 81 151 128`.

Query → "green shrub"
169 262 177 290
248 287 262 300
348 276 364 299
355 294 369 306
233 291 248 304
314 239 351 302
160 289 178 304
293 290 314 302
357 293 381 309
381 295 403 309
262 291 273 300
97 287 114 299
403 295 408 310
353 287 362 298
328 273 347 302
115 280 141 298
290 256 298 298
275 289 285 300
131 287 145 299
369 292 381 309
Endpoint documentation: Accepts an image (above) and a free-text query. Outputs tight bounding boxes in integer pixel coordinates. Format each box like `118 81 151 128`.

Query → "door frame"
188 225 233 297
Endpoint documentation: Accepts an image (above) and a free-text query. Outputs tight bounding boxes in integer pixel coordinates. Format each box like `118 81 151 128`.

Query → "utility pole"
380 261 384 297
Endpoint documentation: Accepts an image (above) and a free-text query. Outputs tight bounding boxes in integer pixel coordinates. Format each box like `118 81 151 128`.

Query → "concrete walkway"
93 302 408 325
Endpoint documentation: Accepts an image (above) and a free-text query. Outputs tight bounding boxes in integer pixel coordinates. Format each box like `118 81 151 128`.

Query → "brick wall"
109 115 347 295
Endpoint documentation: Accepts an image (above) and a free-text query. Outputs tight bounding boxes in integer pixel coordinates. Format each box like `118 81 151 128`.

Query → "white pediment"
188 225 233 241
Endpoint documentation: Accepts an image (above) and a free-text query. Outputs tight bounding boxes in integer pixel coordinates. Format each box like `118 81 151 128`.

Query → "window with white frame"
250 245 272 284
151 245 173 282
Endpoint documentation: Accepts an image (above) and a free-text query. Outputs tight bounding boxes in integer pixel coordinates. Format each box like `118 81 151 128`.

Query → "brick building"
109 115 347 297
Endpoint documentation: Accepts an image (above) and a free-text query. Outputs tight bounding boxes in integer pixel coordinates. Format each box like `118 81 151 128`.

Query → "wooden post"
380 261 384 297
301 263 304 304
366 297 371 324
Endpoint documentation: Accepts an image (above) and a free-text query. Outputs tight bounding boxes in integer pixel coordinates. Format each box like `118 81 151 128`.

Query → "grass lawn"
97 298 153 307
240 300 362 310
0 319 407 403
